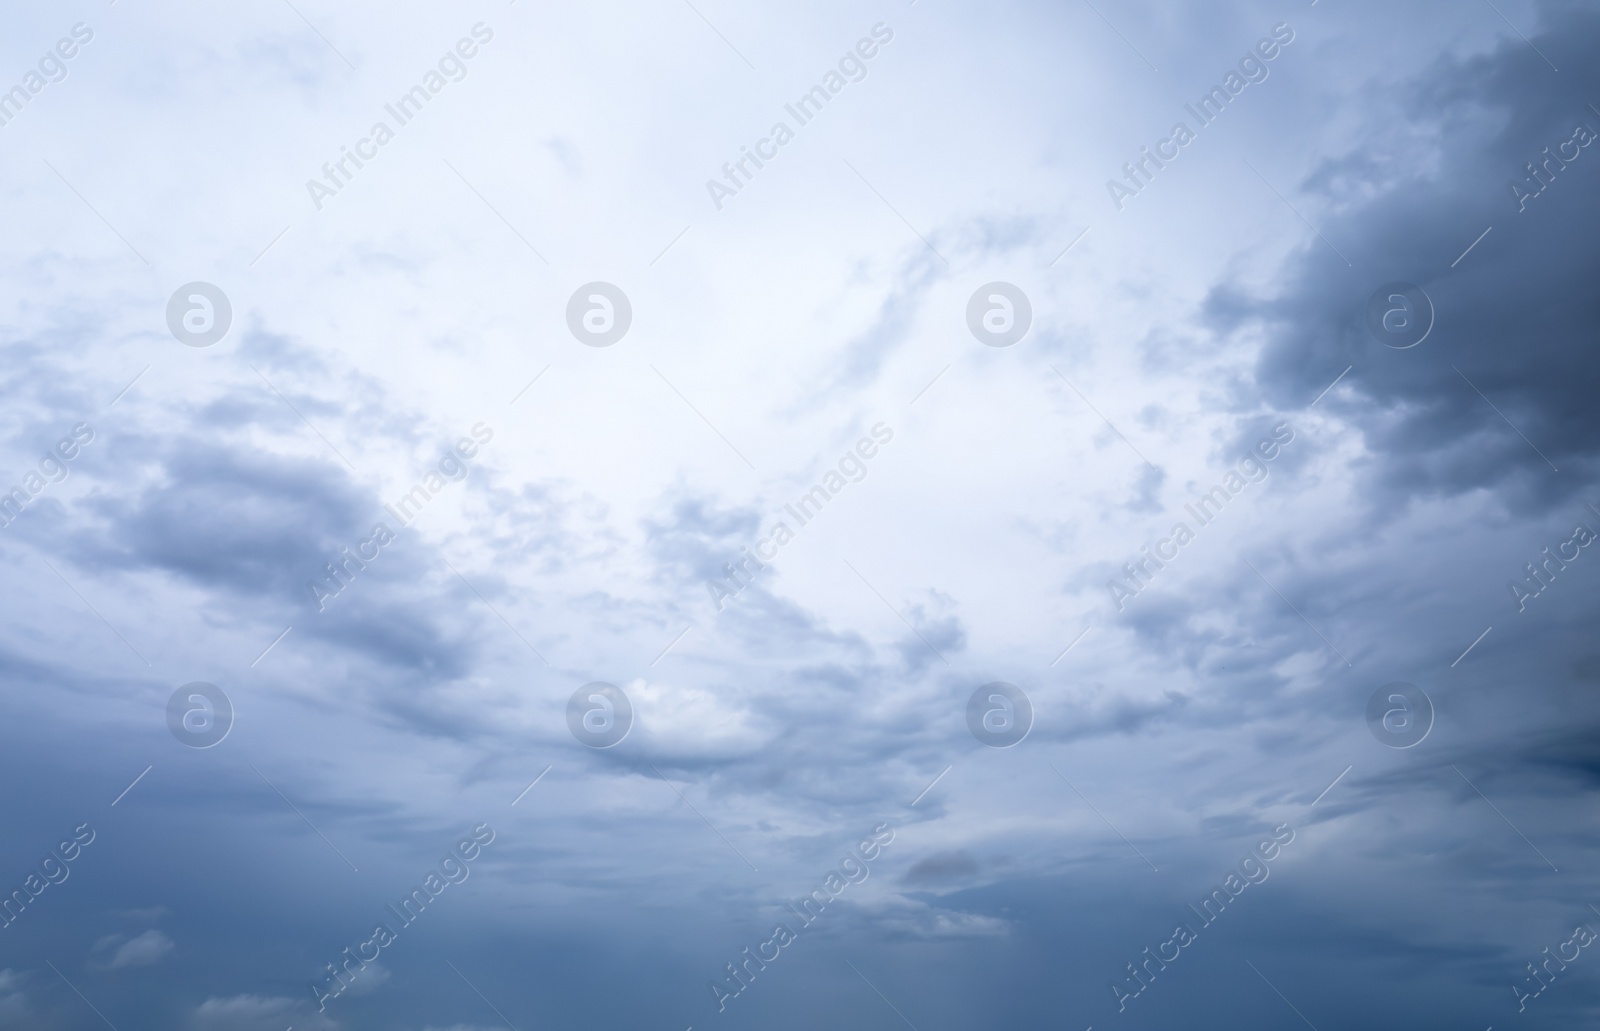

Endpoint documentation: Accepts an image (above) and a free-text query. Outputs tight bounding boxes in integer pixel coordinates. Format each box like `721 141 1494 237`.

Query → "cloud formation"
0 0 1596 1029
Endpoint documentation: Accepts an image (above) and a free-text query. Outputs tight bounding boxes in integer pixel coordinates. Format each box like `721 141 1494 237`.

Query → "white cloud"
0 969 27 1027
91 929 174 970
192 994 339 1031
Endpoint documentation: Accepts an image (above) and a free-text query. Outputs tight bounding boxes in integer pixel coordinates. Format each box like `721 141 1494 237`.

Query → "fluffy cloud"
90 929 174 971
191 995 339 1031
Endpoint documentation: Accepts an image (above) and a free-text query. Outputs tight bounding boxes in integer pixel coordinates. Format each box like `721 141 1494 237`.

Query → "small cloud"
192 994 339 1031
91 929 174 970
338 958 390 996
0 969 29 1026
868 895 1011 940
901 849 981 886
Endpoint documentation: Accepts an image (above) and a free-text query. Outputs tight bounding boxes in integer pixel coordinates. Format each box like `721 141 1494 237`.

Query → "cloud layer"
0 1 1595 1029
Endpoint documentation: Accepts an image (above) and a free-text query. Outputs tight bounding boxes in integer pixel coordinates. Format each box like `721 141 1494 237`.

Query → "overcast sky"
1 0 1598 1028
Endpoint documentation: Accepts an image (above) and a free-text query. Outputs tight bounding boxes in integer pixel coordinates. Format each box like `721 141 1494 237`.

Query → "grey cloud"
90 929 174 970
901 849 981 885
1213 2 1600 511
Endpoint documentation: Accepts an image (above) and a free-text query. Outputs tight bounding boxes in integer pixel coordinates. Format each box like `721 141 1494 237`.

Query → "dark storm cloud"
51 431 485 683
1209 0 1600 511
69 441 370 600
902 848 981 885
0 315 600 748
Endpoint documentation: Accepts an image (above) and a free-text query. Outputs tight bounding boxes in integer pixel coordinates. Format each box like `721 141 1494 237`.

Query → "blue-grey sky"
1 0 1598 1028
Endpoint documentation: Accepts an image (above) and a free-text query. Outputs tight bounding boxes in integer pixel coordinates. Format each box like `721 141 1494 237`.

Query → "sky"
1 0 1598 1028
